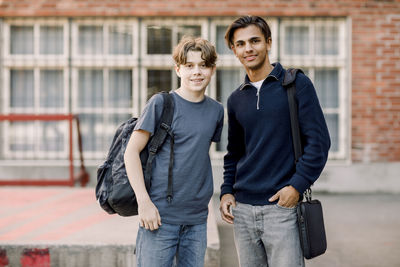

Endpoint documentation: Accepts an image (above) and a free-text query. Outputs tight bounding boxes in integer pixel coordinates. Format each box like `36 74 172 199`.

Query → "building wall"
1 0 399 163
0 0 399 191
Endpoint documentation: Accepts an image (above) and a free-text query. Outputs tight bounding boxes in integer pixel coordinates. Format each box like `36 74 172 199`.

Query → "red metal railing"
0 114 89 187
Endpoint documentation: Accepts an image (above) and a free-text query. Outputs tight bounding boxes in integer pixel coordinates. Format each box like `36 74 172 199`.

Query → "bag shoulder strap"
283 68 313 200
144 92 175 203
282 68 304 164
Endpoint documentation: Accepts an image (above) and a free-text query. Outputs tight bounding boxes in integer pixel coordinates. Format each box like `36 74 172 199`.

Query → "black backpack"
96 92 175 216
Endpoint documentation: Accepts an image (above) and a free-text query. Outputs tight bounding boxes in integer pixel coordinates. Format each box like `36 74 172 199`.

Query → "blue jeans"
136 222 207 267
232 202 305 267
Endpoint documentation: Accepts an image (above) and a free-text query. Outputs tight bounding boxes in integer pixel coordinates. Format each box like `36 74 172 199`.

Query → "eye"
235 42 244 48
186 64 193 68
201 63 207 68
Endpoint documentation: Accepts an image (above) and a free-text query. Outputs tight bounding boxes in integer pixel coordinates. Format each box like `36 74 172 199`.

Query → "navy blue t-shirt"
135 91 224 225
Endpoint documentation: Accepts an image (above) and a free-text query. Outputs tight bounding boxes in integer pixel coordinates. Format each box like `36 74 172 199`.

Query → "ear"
266 37 272 52
174 64 181 78
231 45 238 57
211 65 216 76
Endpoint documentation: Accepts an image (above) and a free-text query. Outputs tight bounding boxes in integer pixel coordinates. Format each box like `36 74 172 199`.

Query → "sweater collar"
239 62 283 90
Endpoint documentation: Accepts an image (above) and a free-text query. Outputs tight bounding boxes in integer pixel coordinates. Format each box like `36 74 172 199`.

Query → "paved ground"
0 187 219 267
1 187 400 267
212 193 400 267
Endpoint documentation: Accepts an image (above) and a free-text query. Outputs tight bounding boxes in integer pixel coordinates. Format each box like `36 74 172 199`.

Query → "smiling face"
231 24 272 72
175 50 216 94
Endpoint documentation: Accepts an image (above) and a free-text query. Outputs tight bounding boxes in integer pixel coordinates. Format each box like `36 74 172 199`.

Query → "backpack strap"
144 92 175 203
282 68 304 163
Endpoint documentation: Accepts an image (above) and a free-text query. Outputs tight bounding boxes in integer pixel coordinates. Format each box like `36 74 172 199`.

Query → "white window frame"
2 19 70 160
279 18 349 160
140 18 208 67
3 18 69 67
71 19 140 160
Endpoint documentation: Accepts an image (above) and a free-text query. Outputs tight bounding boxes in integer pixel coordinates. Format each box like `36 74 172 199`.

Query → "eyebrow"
234 36 261 44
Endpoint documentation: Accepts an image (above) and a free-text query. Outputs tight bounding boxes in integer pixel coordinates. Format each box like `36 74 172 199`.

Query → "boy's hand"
220 194 236 224
138 199 161 231
269 185 300 208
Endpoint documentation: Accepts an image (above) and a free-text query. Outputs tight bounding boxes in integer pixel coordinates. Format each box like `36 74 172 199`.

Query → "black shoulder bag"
283 68 327 260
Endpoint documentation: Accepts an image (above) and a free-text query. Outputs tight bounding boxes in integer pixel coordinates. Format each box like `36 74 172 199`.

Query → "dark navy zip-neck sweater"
221 63 330 205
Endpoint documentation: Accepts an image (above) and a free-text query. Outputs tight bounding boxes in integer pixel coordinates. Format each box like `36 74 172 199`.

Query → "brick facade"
1 0 399 162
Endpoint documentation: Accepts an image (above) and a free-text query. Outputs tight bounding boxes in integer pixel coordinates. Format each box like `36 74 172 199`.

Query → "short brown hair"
172 36 217 67
225 15 272 49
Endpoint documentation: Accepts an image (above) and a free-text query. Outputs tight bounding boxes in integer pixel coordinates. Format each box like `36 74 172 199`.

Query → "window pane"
109 25 133 55
315 25 339 55
325 114 338 152
9 122 35 151
314 69 339 109
40 26 63 54
177 25 201 42
78 69 103 107
40 70 64 108
78 114 106 152
39 122 65 152
10 70 34 108
147 70 172 100
216 69 242 152
147 26 172 54
284 26 309 55
216 26 232 55
108 70 132 108
78 25 103 55
10 26 34 54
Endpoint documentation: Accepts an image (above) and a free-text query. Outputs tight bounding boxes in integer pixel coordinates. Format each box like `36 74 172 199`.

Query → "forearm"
290 82 331 193
124 149 151 203
123 130 152 204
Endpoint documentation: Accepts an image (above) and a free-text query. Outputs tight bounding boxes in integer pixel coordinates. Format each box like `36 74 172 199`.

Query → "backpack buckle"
160 123 170 130
149 146 157 154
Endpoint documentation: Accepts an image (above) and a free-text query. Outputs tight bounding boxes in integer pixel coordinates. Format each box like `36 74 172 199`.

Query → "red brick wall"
1 0 400 162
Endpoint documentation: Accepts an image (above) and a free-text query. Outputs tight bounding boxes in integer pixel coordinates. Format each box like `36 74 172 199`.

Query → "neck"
246 61 274 82
175 88 205 102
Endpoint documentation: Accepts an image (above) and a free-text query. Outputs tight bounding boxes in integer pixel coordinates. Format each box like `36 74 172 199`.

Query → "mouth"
190 78 204 83
244 55 257 61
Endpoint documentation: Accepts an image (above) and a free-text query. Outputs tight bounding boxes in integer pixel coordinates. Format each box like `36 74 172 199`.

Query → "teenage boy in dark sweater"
219 16 330 267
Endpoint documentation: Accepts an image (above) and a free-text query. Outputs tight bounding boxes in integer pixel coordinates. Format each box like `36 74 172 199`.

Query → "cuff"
289 174 312 195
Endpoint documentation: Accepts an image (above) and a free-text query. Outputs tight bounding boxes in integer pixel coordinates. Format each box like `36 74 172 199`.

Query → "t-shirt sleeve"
134 94 164 135
212 105 224 143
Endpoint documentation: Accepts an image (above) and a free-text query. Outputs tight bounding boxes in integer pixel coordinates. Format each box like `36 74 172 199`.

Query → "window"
2 17 349 163
280 19 348 159
71 19 138 159
10 26 34 54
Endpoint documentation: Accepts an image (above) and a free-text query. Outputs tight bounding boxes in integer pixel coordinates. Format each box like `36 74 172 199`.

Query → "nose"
245 42 253 52
193 65 201 74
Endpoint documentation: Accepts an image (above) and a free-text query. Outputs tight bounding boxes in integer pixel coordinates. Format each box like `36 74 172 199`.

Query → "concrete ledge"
0 187 220 267
314 162 400 193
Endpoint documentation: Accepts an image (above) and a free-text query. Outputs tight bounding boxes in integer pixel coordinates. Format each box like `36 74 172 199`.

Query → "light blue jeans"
232 202 305 267
136 222 207 267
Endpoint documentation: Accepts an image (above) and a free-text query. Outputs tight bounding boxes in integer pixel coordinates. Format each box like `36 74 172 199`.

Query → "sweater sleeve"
220 95 245 198
289 75 331 194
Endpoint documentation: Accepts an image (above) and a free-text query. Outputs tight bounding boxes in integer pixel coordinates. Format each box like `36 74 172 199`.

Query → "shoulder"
291 71 315 95
147 92 165 106
205 95 223 109
227 85 244 105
